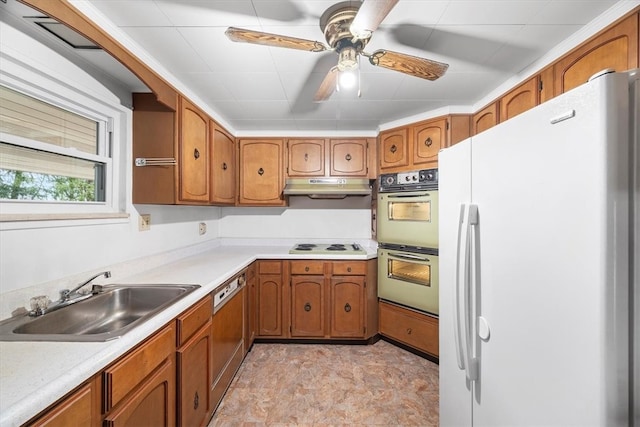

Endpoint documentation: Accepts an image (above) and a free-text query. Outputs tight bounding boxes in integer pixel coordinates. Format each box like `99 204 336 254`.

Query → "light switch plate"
139 214 151 231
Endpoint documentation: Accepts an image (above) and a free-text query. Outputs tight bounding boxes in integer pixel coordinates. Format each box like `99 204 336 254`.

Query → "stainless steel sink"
0 284 200 342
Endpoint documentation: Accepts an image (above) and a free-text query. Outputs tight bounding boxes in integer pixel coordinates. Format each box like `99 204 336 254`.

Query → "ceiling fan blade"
314 67 339 102
350 0 399 39
225 27 328 52
367 49 449 80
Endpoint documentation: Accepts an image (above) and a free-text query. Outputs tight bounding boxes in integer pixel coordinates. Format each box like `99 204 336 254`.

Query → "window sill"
0 213 130 230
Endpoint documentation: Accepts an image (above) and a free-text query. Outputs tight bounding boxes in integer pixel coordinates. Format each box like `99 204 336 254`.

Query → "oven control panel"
379 168 438 192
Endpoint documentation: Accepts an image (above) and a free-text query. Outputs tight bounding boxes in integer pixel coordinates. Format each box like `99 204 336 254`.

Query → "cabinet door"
103 358 176 427
210 124 235 205
472 102 499 135
31 382 96 427
290 276 325 337
179 97 209 203
177 322 211 427
287 139 326 177
378 128 410 172
500 76 540 122
257 274 283 336
330 276 365 338
238 139 285 206
412 118 446 168
554 13 638 95
329 139 368 176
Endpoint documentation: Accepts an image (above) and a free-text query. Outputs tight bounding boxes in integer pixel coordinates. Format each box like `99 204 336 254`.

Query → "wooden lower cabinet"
244 262 257 352
379 300 438 358
30 381 98 427
257 261 284 337
330 276 365 338
285 260 375 340
103 358 176 427
177 321 212 427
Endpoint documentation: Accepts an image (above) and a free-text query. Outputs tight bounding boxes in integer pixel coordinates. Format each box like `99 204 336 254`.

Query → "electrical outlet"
198 222 207 235
139 214 151 231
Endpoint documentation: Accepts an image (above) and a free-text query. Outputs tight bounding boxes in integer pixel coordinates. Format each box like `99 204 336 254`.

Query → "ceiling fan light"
339 70 358 90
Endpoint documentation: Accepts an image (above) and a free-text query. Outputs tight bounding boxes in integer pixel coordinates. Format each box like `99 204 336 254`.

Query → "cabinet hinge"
446 120 450 130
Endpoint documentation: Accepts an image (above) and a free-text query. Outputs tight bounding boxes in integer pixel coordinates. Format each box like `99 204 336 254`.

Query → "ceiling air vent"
26 16 99 50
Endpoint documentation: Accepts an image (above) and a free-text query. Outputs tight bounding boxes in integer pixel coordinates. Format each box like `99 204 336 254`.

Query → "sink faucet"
60 271 111 301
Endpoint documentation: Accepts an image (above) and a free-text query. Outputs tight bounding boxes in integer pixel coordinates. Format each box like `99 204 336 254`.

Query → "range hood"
283 178 372 199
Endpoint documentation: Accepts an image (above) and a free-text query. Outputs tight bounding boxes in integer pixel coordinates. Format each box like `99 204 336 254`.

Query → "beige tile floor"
208 340 439 426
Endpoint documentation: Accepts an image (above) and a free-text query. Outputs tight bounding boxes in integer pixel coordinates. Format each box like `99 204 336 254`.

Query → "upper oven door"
377 190 439 248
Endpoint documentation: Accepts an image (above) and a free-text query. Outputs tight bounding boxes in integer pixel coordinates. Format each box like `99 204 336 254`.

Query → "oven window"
388 201 431 222
388 258 431 287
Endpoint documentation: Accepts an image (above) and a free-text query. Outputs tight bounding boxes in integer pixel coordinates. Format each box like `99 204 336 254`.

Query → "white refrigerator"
439 69 638 426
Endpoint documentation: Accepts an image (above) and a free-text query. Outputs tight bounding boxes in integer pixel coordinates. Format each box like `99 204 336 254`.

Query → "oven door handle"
386 193 431 198
388 253 430 263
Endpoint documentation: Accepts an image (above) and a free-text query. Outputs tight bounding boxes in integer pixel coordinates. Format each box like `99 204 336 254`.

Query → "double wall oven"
377 169 439 315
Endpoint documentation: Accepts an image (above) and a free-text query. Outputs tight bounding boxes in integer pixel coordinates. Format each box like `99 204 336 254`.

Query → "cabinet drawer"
103 324 176 411
177 296 212 347
290 260 324 275
331 261 366 275
258 260 281 275
379 301 438 356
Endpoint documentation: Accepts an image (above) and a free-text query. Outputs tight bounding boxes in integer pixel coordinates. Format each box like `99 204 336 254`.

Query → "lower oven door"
378 247 439 315
377 190 438 248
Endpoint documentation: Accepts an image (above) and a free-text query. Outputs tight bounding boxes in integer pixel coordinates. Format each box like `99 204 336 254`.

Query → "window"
0 86 109 203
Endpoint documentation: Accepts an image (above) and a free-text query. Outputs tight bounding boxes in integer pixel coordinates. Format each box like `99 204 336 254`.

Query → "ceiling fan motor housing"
320 1 371 49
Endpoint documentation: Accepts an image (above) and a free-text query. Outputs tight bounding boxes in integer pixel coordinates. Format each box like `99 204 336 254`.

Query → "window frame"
0 43 129 222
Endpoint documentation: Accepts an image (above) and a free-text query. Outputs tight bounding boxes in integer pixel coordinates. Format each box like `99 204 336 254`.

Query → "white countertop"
0 243 376 427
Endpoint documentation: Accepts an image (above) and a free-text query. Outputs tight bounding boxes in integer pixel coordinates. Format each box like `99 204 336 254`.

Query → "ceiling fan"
225 0 449 101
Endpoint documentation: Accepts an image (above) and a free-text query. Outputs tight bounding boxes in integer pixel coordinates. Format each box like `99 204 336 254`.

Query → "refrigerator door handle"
454 204 467 371
465 204 480 381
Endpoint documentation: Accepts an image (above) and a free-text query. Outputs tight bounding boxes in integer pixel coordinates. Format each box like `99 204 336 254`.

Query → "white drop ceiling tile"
236 100 293 119
527 1 619 25
252 1 322 27
292 119 339 131
394 71 507 101
178 27 277 73
90 1 172 26
438 1 547 24
384 1 450 25
154 0 260 27
337 100 393 120
120 27 210 72
175 72 235 100
355 72 403 100
224 72 288 100
292 99 344 120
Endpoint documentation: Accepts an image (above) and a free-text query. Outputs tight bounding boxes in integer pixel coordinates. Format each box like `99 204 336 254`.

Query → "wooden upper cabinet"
554 13 638 95
329 139 368 177
179 97 209 203
238 139 285 206
210 123 236 205
473 102 499 135
379 128 410 172
500 76 540 122
287 139 326 177
447 114 472 147
412 118 446 169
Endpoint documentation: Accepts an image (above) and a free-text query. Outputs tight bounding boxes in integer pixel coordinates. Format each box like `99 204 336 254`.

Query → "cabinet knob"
222 162 228 170
194 391 199 410
194 148 200 159
347 267 352 272
390 144 397 153
304 302 311 312
305 266 309 272
406 328 412 335
425 137 432 147
258 167 264 176
344 303 351 313
345 153 352 161
304 153 309 161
